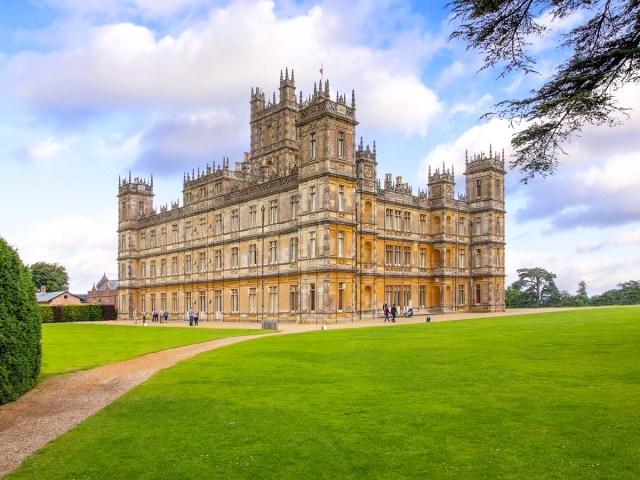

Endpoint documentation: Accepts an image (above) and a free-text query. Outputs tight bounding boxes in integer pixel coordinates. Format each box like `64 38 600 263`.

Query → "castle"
117 69 506 323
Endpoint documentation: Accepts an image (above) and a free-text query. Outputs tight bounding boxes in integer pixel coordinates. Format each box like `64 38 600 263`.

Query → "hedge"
0 237 42 405
39 304 117 323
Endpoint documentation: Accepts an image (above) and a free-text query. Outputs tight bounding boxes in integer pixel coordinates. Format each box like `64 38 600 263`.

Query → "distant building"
117 69 506 323
87 273 118 307
36 286 84 305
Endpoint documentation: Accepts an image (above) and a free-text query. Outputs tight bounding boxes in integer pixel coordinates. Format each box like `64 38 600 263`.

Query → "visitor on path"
188 307 193 326
193 310 199 326
133 309 138 324
390 304 397 323
152 309 159 322
383 303 389 322
163 310 169 323
142 310 146 325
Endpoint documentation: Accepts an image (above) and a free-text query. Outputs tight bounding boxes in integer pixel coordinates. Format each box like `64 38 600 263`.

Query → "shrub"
40 304 117 323
0 237 42 405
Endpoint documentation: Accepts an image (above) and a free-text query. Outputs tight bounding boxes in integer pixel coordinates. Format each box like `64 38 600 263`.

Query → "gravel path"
0 308 567 476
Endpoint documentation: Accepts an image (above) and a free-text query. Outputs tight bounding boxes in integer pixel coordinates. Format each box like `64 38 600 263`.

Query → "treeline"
506 268 640 308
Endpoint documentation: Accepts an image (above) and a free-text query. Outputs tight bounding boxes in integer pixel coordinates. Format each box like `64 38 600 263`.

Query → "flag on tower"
320 64 323 76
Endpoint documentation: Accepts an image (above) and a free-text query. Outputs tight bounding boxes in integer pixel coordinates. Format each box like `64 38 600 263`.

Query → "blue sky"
1 0 638 296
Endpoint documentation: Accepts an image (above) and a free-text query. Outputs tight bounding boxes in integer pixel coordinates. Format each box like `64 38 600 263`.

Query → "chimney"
40 285 46 293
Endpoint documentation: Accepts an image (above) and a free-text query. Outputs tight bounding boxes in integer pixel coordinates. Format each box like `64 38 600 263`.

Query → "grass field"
41 323 265 376
11 307 640 479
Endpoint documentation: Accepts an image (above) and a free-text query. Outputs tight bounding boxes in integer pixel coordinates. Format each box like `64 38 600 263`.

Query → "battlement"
428 163 455 184
356 137 376 162
465 145 506 174
118 172 153 196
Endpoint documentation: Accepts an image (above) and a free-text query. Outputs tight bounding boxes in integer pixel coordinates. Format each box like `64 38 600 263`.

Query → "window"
338 283 346 311
231 209 239 231
160 258 166 276
249 205 257 227
385 209 393 229
385 286 393 305
404 246 411 266
420 214 427 234
269 200 278 224
214 214 222 235
138 201 144 217
419 285 426 307
200 186 207 200
309 283 316 312
214 249 223 270
150 294 156 311
458 285 465 305
150 230 156 247
172 224 178 243
185 222 191 241
475 284 481 304
475 249 481 267
214 182 222 195
186 191 192 204
394 246 402 266
394 286 401 306
291 195 299 219
459 250 466 268
199 252 206 272
338 231 344 257
309 186 316 211
338 185 345 211
172 293 178 312
141 294 146 313
475 217 481 235
150 260 156 277
231 289 239 313
269 286 278 313
269 240 278 264
199 291 206 315
458 219 466 236
171 256 178 275
249 288 257 313
199 218 206 237
140 262 146 279
160 293 167 311
310 132 316 159
403 287 411 308
419 248 426 268
385 246 393 265
338 132 344 159
141 232 146 249
476 179 482 198
185 292 192 312
249 244 257 266
289 285 299 312
184 255 191 274
121 264 126 280
309 232 316 258
290 237 298 262
160 228 167 246
231 247 239 268
215 290 222 313
403 212 411 232
395 210 402 230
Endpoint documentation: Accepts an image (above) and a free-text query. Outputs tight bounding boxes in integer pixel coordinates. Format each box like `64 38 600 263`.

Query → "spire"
351 90 356 109
373 141 376 156
465 150 468 163
280 69 283 82
489 143 492 158
129 171 132 182
150 174 153 187
359 136 364 150
291 69 295 83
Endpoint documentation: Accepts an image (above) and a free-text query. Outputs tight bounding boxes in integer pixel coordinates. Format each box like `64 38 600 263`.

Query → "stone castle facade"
117 69 506 323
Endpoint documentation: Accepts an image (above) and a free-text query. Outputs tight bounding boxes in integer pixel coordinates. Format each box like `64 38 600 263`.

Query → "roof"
94 273 118 291
36 291 83 303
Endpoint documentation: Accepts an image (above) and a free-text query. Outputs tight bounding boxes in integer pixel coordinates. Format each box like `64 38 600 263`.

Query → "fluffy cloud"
25 136 77 166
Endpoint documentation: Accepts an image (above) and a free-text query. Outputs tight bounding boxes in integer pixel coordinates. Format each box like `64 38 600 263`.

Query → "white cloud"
26 136 77 166
20 210 118 293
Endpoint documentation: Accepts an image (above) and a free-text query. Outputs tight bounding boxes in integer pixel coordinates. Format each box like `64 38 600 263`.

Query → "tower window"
476 179 482 198
310 132 317 159
338 132 344 159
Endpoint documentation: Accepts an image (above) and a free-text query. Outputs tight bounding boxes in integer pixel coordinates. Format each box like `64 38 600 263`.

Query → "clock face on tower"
364 165 373 178
432 185 441 196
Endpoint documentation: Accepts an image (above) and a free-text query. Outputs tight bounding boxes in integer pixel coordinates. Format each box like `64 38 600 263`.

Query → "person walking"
163 310 169 323
390 304 397 323
188 307 193 326
133 309 138 324
383 303 389 322
193 310 199 326
142 309 147 326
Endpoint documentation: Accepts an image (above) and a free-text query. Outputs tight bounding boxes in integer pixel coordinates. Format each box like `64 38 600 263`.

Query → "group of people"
187 307 199 326
382 303 397 323
132 309 168 325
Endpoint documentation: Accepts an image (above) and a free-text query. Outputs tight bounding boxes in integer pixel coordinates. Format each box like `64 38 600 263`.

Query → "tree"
29 261 69 292
575 280 589 306
591 280 640 305
512 267 560 307
448 0 640 181
0 237 42 404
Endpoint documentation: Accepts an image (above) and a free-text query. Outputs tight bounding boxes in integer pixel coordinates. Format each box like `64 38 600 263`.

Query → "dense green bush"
40 304 117 323
0 237 42 405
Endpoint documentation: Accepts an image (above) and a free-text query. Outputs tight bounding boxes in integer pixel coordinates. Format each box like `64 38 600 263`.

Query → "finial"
352 90 356 108
502 148 505 162
299 90 303 104
129 171 131 182
489 144 492 158
118 175 121 186
428 165 431 178
273 92 276 104
251 87 254 95
452 165 454 177
465 150 468 163
291 69 295 82
373 141 376 155
314 82 317 95
150 174 153 186
325 79 329 94
280 69 283 82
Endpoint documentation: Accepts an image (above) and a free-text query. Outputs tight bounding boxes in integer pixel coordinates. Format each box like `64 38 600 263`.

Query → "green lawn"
11 307 640 479
41 323 265 376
